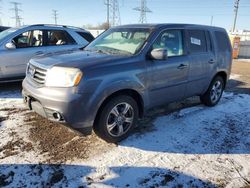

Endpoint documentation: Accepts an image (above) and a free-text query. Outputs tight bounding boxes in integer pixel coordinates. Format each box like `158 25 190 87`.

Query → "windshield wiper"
84 48 109 54
101 48 132 56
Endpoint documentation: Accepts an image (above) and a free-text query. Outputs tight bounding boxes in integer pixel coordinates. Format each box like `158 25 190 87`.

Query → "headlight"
45 67 82 87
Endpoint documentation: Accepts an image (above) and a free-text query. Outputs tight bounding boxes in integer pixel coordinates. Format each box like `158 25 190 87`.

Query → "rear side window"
46 30 76 46
188 30 207 53
77 32 94 42
214 31 231 52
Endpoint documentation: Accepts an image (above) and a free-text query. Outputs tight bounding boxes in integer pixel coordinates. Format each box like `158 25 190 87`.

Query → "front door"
0 30 47 79
147 29 189 107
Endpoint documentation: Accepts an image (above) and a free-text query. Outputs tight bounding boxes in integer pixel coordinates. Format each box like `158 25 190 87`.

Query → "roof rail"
28 24 85 30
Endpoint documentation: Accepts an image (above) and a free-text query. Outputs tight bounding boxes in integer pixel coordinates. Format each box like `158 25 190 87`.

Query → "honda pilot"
22 24 232 143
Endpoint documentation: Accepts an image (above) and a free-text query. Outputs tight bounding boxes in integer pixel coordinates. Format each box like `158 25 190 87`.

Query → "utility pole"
104 0 111 28
52 9 58 25
210 15 213 26
110 0 121 27
10 2 22 27
233 0 240 32
133 0 152 23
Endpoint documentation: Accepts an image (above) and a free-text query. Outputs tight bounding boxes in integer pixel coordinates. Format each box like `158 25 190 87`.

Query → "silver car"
0 24 94 82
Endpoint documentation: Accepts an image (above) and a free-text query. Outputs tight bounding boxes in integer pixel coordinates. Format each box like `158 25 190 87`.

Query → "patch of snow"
0 93 250 187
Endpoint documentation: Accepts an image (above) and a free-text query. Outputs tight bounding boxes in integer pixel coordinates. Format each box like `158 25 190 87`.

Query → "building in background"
229 30 250 59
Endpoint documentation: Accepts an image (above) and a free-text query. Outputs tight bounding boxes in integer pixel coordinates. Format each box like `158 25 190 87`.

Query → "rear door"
147 29 189 106
185 29 214 97
0 29 47 79
43 29 80 53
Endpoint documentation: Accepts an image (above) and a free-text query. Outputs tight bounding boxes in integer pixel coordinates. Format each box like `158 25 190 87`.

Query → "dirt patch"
24 112 113 163
0 135 33 160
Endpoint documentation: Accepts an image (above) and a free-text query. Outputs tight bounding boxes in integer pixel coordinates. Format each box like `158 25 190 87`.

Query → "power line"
10 1 22 27
133 0 152 23
52 9 58 25
233 0 240 32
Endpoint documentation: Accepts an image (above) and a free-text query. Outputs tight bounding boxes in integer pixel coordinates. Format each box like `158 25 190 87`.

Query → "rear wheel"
94 95 139 143
200 76 224 106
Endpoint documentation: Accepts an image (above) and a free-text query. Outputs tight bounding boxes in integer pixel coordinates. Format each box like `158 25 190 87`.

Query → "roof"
0 26 10 30
10 24 88 32
114 23 225 31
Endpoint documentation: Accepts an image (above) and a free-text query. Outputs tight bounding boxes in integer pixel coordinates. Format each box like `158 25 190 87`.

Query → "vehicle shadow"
226 78 250 94
0 81 23 99
0 164 217 187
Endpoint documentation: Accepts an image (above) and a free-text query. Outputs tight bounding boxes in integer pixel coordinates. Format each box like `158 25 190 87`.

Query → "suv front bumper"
22 78 94 134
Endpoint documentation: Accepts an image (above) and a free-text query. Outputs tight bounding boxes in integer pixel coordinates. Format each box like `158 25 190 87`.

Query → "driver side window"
12 30 44 48
152 30 184 57
13 31 31 48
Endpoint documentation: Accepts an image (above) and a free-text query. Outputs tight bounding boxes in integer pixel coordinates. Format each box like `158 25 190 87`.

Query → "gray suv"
22 24 232 142
0 24 94 82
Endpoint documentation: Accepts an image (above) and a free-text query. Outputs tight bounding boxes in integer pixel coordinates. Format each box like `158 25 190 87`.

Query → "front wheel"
94 95 139 143
200 76 225 106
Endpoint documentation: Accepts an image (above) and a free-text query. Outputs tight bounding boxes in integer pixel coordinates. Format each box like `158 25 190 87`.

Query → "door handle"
208 59 216 64
177 64 188 69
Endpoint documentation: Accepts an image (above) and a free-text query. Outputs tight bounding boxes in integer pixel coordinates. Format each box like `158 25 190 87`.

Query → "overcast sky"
0 0 250 30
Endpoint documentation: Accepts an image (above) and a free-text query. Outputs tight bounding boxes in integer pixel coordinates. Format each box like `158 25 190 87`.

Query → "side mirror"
150 48 168 60
5 42 16 50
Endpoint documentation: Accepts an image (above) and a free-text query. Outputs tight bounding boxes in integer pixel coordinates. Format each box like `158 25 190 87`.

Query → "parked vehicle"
22 24 232 143
0 26 10 32
0 24 94 82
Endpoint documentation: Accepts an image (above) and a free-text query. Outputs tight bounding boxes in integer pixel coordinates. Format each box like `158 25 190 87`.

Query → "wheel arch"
214 71 228 88
93 89 144 127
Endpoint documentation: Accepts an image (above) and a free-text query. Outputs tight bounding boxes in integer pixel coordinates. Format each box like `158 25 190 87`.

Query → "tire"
94 95 139 143
200 76 225 107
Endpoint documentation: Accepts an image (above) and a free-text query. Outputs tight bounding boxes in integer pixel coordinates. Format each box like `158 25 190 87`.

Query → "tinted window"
206 31 213 52
214 31 231 52
47 30 76 46
188 30 207 53
152 30 184 57
77 32 94 42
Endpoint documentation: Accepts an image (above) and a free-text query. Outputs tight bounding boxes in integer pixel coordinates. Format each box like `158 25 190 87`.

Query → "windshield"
86 28 152 55
0 28 18 41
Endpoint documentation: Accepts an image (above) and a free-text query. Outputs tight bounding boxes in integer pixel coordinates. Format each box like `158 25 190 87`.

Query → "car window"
47 30 76 46
77 32 94 42
152 30 184 57
206 31 213 52
188 29 207 53
13 31 31 48
86 28 151 55
214 31 231 52
31 30 43 47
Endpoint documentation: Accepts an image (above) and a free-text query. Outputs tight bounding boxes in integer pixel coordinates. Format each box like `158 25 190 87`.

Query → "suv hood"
30 50 130 70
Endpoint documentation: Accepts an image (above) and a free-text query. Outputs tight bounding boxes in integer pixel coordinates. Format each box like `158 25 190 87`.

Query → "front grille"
27 63 47 85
